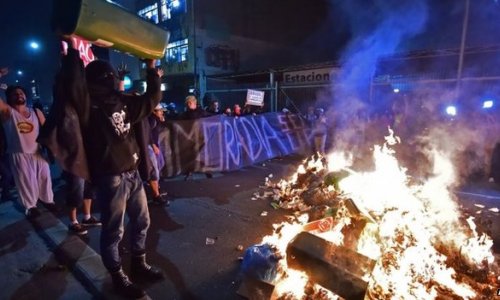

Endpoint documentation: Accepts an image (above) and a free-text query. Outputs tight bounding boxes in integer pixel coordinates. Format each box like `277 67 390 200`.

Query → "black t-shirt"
85 69 161 178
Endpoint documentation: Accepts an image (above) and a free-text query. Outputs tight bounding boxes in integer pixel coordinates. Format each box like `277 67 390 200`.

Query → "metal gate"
204 76 278 111
205 75 333 114
278 83 332 115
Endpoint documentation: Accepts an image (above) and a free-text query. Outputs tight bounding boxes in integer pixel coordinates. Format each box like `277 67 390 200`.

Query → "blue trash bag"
240 243 280 283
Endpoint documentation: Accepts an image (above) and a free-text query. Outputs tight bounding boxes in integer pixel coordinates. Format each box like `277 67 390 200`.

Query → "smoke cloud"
320 0 500 183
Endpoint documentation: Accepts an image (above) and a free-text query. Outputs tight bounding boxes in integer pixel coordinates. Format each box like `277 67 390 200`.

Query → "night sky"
0 0 499 104
0 0 60 102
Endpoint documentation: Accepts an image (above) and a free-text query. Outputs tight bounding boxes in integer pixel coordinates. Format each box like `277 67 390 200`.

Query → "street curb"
30 210 115 299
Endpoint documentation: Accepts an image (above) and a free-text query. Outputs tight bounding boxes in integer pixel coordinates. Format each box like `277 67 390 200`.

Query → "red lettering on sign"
61 37 96 66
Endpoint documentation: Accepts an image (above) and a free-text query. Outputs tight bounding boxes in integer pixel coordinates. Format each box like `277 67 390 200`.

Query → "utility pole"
191 0 198 98
456 0 470 99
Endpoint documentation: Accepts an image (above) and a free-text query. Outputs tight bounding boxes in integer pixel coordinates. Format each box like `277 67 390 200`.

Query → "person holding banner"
181 94 209 120
233 104 242 117
242 89 265 116
203 93 223 115
54 39 165 299
242 103 264 116
180 95 213 180
206 99 222 115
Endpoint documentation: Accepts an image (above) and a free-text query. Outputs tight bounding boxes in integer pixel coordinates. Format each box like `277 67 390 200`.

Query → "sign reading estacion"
283 67 336 85
246 89 265 106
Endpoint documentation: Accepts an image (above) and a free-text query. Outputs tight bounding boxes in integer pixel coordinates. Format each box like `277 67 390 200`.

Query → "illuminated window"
180 44 188 61
138 3 159 24
160 0 170 21
160 0 186 21
165 39 188 63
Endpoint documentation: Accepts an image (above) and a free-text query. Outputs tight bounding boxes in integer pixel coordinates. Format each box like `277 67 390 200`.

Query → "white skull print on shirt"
109 110 131 137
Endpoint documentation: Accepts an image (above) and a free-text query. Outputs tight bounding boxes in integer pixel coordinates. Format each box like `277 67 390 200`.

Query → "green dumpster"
51 0 170 59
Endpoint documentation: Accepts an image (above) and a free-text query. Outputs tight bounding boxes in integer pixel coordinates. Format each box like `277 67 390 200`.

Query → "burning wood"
252 129 499 299
287 232 375 300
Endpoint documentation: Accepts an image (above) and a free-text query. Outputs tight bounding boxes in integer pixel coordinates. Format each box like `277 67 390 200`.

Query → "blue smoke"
336 0 429 99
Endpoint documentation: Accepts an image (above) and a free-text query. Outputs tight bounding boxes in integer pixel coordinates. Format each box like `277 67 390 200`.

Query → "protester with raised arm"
53 39 165 299
0 85 56 218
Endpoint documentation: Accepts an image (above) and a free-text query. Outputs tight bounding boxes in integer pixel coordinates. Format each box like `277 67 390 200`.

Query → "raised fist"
117 62 130 80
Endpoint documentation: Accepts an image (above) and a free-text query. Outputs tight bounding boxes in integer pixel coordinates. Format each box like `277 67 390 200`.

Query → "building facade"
132 0 316 109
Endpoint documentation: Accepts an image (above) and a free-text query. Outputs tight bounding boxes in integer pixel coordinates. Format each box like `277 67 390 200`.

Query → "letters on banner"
160 113 312 177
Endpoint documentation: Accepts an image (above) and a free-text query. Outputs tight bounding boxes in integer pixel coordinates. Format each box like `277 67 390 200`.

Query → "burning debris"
243 130 499 300
286 231 375 299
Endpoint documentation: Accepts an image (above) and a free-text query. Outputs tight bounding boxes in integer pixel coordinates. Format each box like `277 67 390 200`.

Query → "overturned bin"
237 244 281 300
286 231 375 300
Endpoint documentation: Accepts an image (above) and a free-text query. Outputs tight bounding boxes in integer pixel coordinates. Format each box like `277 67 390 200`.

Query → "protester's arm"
57 37 90 127
35 108 46 125
117 63 129 92
123 59 163 123
0 67 11 121
0 96 11 121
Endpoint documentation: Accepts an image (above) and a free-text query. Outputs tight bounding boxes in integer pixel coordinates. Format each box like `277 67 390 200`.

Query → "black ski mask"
85 60 119 91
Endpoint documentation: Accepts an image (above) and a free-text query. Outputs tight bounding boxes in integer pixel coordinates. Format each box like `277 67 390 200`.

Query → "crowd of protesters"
159 93 265 121
1 74 499 300
2 34 499 299
0 34 271 298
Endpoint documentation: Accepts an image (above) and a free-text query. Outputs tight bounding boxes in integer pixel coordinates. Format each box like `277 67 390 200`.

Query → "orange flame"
261 128 497 299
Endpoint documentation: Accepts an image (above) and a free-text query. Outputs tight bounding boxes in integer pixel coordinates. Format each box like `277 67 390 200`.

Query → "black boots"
131 254 165 282
110 268 146 299
110 256 163 298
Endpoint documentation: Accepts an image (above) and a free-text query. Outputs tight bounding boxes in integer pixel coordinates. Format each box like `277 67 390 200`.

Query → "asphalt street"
0 155 299 300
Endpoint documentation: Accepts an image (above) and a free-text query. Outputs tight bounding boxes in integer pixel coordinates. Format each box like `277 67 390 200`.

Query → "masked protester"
56 39 165 299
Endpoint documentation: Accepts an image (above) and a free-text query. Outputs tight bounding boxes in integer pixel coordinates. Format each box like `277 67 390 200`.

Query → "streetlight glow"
483 99 494 109
29 41 39 50
446 105 457 116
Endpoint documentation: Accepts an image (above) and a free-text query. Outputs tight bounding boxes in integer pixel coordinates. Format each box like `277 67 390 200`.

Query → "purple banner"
159 113 310 176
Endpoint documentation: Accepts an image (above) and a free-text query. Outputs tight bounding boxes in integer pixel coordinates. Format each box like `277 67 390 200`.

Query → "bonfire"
255 128 499 300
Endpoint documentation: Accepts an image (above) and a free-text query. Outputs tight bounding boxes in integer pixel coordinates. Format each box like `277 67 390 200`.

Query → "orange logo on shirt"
17 122 34 133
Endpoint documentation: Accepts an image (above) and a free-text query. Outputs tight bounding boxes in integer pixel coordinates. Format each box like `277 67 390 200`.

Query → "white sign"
246 89 265 106
283 67 336 85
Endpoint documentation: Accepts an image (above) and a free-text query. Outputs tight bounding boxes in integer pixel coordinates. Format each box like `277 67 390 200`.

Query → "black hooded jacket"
39 48 161 180
38 48 91 180
85 75 161 178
